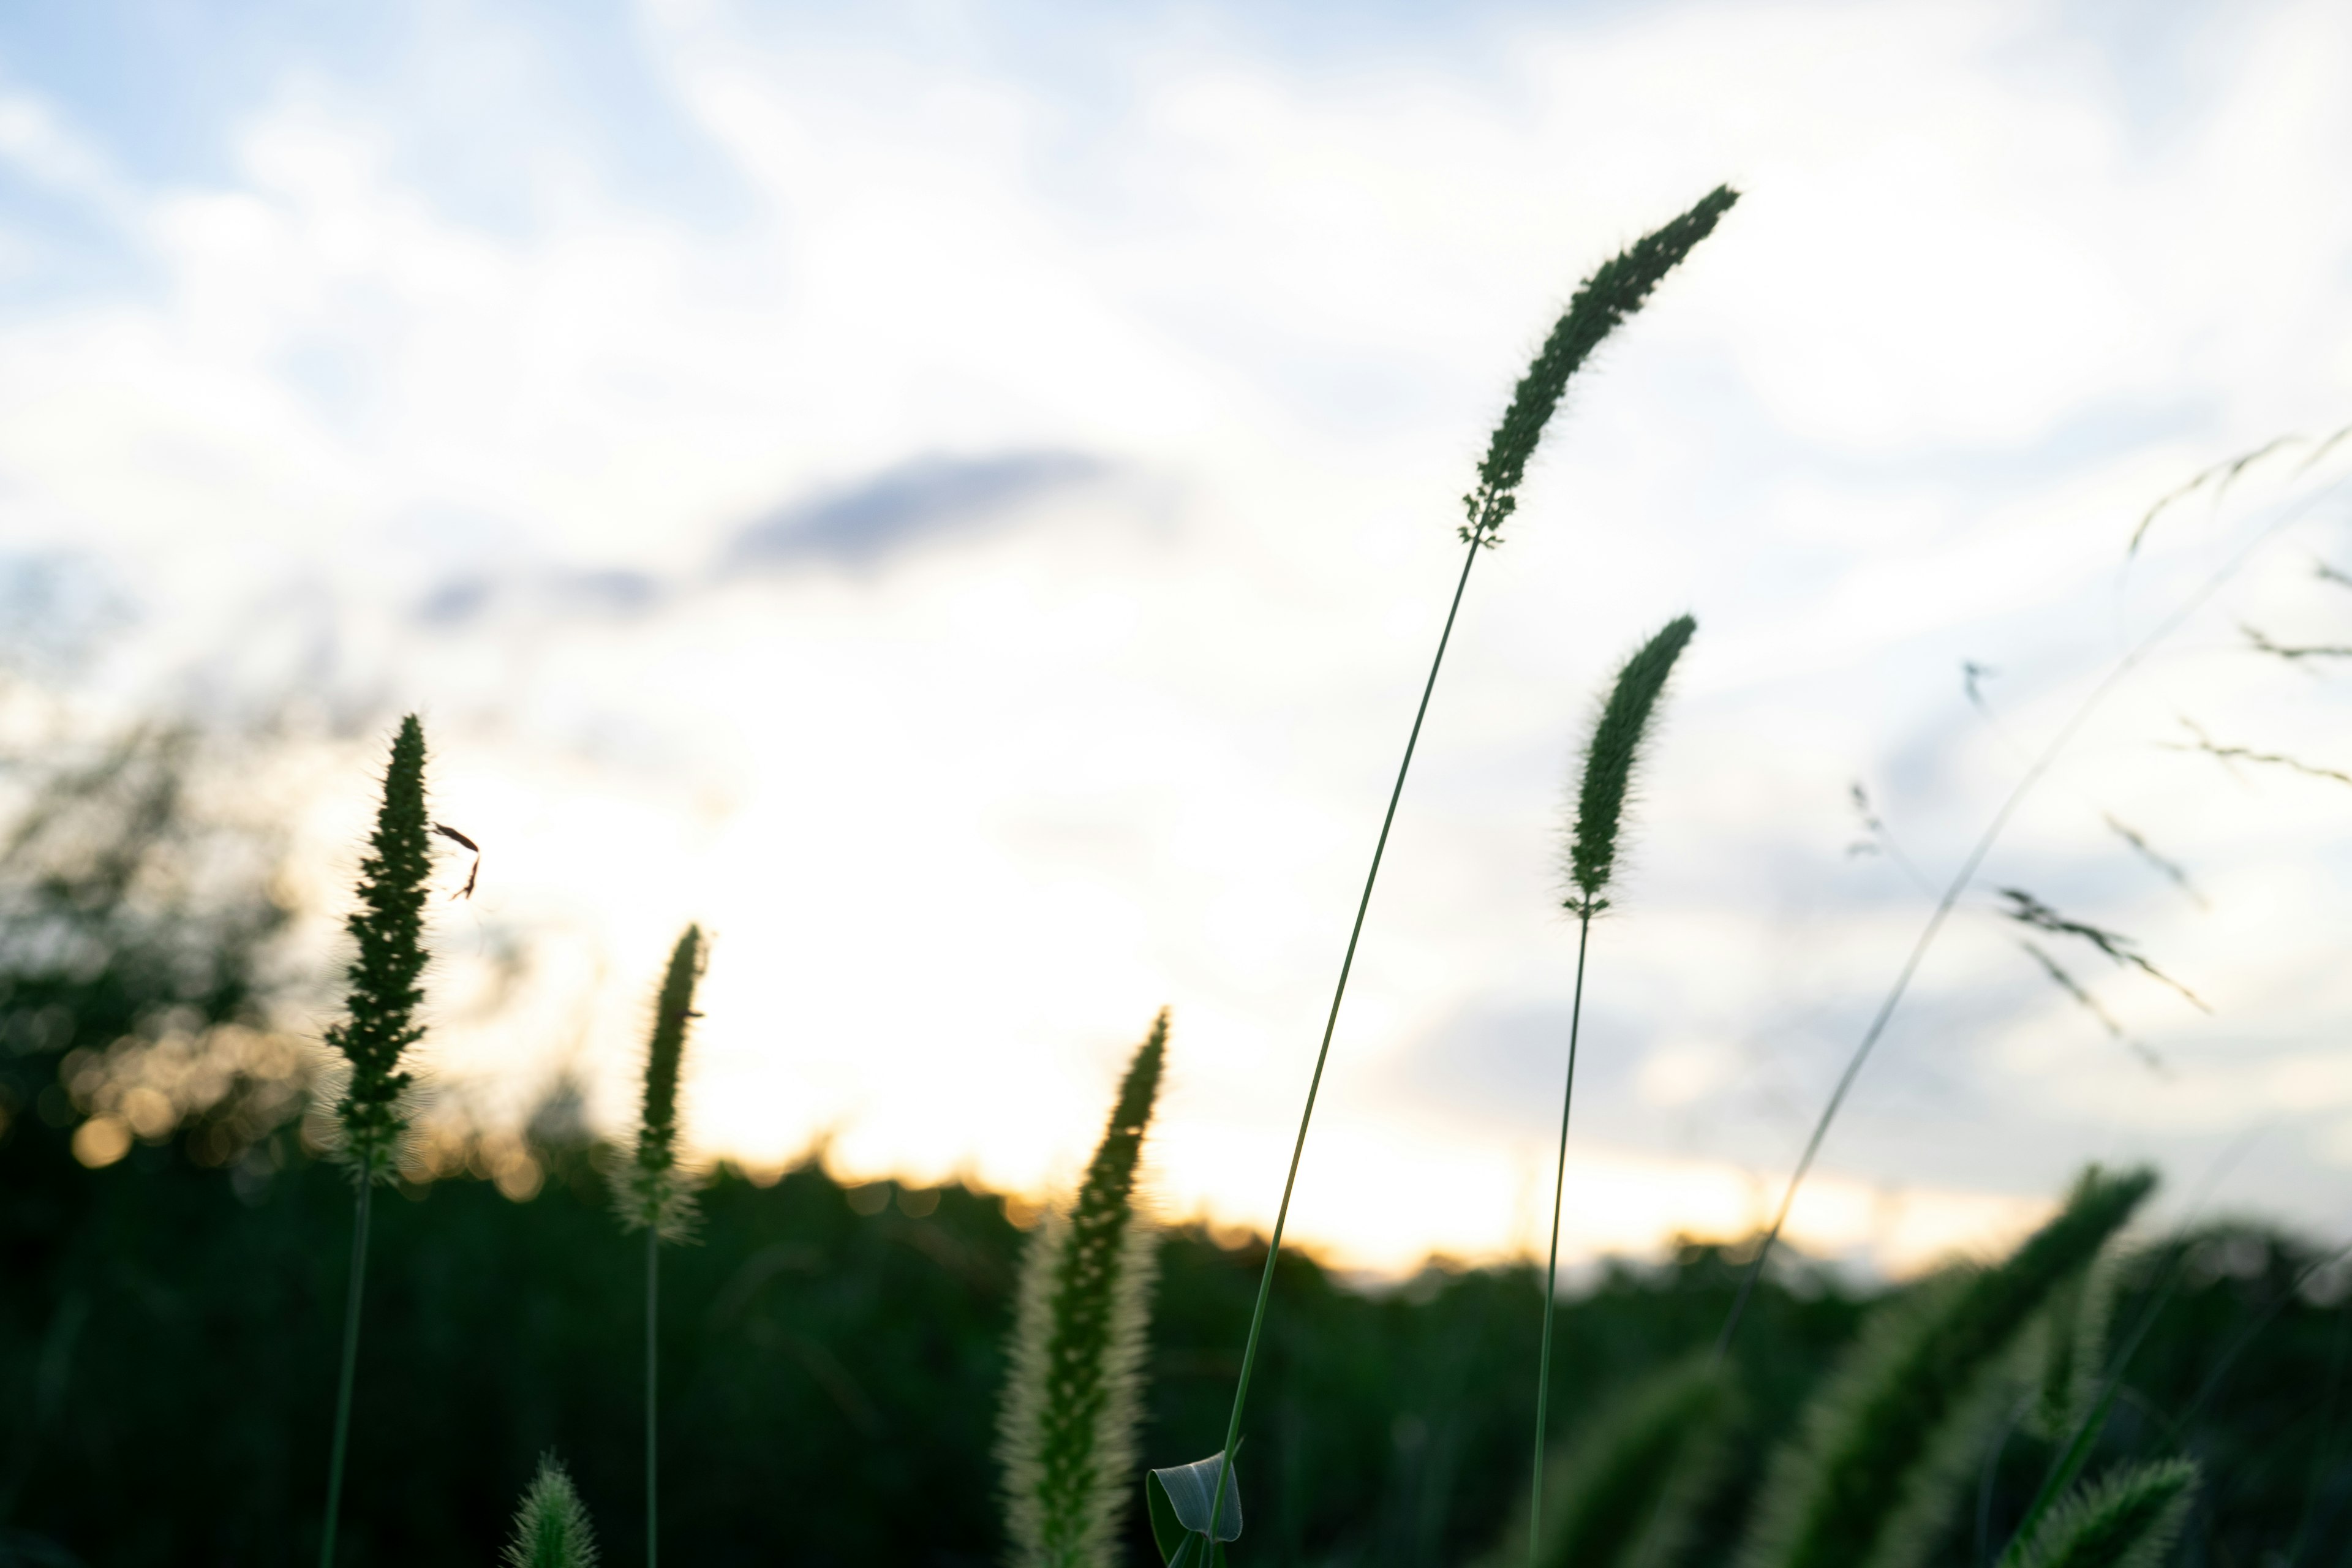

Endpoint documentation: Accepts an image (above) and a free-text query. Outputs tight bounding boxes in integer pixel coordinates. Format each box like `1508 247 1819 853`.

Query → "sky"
1 0 2350 1276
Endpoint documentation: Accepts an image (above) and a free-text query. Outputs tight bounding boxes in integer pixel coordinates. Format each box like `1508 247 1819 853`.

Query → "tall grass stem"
1206 530 1483 1540
646 1227 658 1568
318 1177 372 1568
1529 910 1594 1567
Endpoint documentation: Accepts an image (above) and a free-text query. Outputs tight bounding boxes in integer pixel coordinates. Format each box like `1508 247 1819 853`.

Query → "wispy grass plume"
503 1454 601 1568
1994 890 2206 1012
1529 614 1695 1567
2004 1460 2197 1568
1489 1357 1733 1568
1186 185 1736 1559
1003 1010 1167 1568
1738 1167 2155 1568
621 924 705 1568
317 714 433 1568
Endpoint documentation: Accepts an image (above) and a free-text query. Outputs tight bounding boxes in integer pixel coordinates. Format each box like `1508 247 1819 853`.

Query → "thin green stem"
1206 529 1487 1542
320 1175 373 1568
1711 470 2352 1367
646 1226 660 1568
1529 911 1594 1568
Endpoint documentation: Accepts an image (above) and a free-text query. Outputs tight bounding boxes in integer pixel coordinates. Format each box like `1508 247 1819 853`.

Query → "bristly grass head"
622 924 705 1239
2009 1460 2197 1568
503 1452 600 1568
1000 1009 1167 1568
1566 615 1696 916
323 714 432 1180
1463 186 1739 547
1740 1166 2157 1568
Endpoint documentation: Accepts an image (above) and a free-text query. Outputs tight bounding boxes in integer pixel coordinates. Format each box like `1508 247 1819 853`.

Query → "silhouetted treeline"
1 729 2346 1566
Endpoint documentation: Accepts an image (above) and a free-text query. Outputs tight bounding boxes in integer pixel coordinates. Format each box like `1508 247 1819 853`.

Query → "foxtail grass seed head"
622 924 705 1238
1740 1167 2157 1568
2010 1460 2198 1568
1463 185 1739 547
1566 615 1696 916
1000 1009 1168 1568
503 1453 601 1568
324 714 432 1180
1496 1357 1733 1568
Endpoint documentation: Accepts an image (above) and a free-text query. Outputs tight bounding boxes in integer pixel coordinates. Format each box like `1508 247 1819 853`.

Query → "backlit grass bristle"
503 1453 600 1568
2008 1460 2198 1568
1739 1167 2156 1568
1000 1009 1167 1568
623 924 706 1240
1494 1357 1734 1568
1464 186 1739 546
1566 614 1697 914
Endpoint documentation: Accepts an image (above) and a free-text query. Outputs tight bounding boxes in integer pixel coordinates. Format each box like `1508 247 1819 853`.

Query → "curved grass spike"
504 1453 601 1568
1529 616 1695 1567
1490 1357 1735 1568
1188 183 1737 1558
1737 1167 2155 1568
1001 1010 1167 1568
2005 1460 2197 1568
622 924 706 1568
1465 187 1741 548
318 714 433 1568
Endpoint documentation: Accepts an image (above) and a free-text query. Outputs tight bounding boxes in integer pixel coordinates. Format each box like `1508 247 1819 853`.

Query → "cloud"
413 566 666 628
720 450 1115 575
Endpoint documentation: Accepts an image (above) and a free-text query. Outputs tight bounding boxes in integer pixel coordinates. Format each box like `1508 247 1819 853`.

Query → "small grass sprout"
503 1453 601 1568
1738 1167 2155 1568
2004 1460 2198 1568
1001 1009 1167 1568
1529 614 1696 1567
317 714 434 1568
1196 183 1737 1556
622 923 706 1568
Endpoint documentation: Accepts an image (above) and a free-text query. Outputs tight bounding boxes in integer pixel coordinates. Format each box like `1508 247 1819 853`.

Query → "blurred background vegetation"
1 728 2348 1567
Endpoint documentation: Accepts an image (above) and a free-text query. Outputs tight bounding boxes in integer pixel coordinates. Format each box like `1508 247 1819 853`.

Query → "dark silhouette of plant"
1528 614 1695 1566
318 715 434 1568
619 924 705 1568
1175 183 1738 1561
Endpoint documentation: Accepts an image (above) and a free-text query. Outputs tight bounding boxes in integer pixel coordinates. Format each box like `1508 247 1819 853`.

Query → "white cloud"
0 0 2348 1271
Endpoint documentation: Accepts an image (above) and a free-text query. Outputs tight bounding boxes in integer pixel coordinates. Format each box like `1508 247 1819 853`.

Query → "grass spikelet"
1527 615 1697 1566
317 714 434 1568
621 924 706 1568
1490 1357 1735 1568
1738 1167 2156 1568
503 1453 601 1568
1201 185 1736 1555
2006 1461 2197 1568
2027 1254 2118 1442
1566 615 1697 914
1464 186 1739 546
622 924 706 1240
1001 1009 1167 1568
325 713 432 1178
